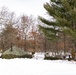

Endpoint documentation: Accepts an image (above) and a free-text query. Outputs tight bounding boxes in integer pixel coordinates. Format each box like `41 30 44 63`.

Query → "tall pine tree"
39 0 76 51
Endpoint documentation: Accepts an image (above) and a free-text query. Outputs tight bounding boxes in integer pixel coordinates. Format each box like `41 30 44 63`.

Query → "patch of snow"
0 58 76 75
33 52 45 59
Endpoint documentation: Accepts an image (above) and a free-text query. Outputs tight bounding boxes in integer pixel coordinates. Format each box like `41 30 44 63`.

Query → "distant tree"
20 15 29 51
1 24 18 51
19 15 35 51
0 9 19 51
28 25 39 52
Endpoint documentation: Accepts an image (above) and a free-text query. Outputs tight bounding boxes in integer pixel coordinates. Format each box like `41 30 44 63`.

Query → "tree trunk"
63 33 66 54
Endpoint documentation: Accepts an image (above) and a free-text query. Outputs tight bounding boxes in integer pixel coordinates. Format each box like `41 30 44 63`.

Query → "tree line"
0 0 76 59
0 7 51 53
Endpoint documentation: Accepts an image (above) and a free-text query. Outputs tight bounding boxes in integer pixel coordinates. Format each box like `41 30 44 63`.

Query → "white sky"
0 0 49 17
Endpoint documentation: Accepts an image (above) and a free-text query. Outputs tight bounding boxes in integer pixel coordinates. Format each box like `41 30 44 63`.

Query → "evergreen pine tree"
39 0 76 51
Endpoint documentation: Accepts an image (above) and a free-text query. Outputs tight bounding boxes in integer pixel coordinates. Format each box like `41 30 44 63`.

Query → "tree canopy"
39 0 76 47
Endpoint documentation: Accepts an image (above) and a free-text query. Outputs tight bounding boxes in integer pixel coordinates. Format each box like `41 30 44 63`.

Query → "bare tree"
0 8 19 51
19 15 35 51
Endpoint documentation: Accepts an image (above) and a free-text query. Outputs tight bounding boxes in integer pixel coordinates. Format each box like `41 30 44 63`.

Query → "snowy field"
0 58 76 75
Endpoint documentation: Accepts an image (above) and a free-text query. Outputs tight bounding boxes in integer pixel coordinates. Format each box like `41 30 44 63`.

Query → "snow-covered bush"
1 53 33 59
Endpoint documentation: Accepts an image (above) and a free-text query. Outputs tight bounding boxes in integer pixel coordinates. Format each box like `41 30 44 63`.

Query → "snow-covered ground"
33 52 45 59
0 58 76 75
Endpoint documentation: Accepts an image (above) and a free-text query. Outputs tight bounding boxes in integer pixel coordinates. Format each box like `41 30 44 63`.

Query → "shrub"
20 54 32 58
1 54 33 59
68 58 72 61
44 56 62 60
1 54 17 59
32 51 35 55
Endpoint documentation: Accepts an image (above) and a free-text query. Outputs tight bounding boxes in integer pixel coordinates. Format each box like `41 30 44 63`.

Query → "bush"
32 51 35 55
68 58 72 61
44 56 62 60
21 54 33 58
1 54 33 59
1 54 17 59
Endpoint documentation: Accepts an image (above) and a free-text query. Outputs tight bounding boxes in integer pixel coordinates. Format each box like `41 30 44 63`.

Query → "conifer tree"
39 0 76 50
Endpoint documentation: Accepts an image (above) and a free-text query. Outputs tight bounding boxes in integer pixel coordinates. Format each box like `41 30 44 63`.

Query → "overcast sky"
0 0 49 17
